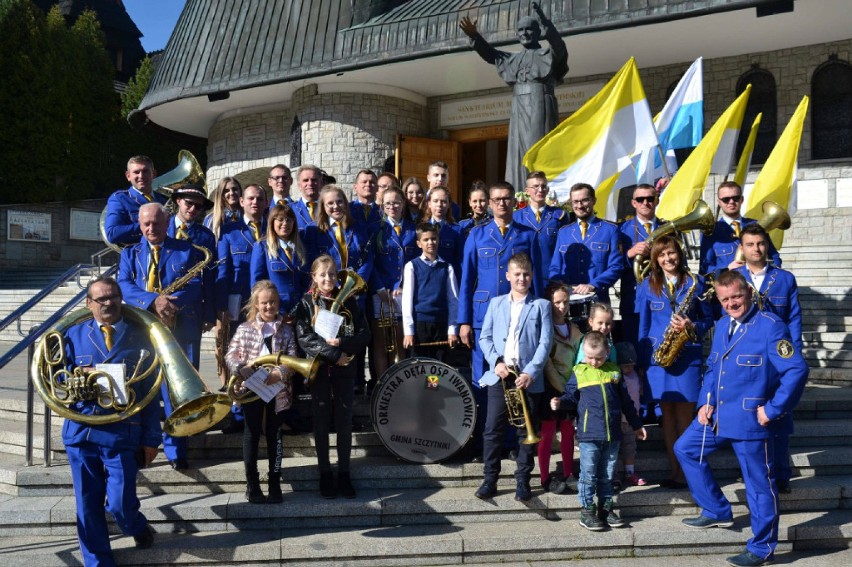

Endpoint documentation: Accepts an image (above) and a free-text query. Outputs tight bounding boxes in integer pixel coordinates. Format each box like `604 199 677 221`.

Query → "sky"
124 0 187 52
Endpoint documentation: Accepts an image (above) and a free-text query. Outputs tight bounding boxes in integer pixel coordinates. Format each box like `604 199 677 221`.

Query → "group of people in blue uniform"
58 153 807 567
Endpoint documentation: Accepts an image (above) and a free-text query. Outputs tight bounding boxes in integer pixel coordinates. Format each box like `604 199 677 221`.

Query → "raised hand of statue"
459 16 478 39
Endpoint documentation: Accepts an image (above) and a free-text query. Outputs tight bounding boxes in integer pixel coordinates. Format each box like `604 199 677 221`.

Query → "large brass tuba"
227 353 321 404
31 305 231 436
99 150 206 253
503 365 541 445
633 200 716 283
733 200 791 263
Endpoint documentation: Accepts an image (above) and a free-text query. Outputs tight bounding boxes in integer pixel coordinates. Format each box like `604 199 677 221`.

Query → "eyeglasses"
571 198 593 206
269 176 291 182
526 184 548 191
633 196 656 204
89 295 120 305
383 202 403 208
490 197 514 204
719 196 743 204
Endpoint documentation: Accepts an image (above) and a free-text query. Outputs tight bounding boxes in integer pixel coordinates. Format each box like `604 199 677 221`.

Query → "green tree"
121 56 153 120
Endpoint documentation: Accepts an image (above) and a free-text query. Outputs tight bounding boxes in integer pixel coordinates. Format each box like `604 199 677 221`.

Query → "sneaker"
682 515 734 529
514 482 532 502
725 550 773 567
579 505 606 531
542 476 567 494
599 500 625 528
475 481 497 500
624 473 647 487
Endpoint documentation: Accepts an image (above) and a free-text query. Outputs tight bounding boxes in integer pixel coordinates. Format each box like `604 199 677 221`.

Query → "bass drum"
371 358 476 464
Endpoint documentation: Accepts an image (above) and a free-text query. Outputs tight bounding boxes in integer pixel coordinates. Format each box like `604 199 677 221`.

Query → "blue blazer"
167 219 218 325
303 223 374 284
700 218 781 277
216 219 265 310
61 318 162 451
290 199 317 229
370 219 418 292
548 217 624 304
513 205 568 295
433 221 464 279
735 264 802 350
249 241 309 314
479 293 553 394
701 307 808 440
617 217 664 315
103 188 168 246
349 201 383 234
457 220 537 329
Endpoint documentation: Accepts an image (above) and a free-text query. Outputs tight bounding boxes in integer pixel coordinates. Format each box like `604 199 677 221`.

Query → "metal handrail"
0 264 89 336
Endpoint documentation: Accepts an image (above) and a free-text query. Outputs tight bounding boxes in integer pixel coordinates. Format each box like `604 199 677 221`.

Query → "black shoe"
337 471 356 499
725 550 773 567
319 471 336 499
682 515 734 529
659 478 687 489
475 481 497 499
267 476 283 504
133 524 154 549
245 483 266 504
169 459 189 471
514 482 532 502
579 505 606 531
542 476 567 494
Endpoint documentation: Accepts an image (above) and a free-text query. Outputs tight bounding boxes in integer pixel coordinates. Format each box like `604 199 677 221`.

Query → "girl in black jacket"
293 255 370 499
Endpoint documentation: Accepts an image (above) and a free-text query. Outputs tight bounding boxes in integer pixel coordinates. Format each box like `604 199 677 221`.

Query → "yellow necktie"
147 245 160 292
284 245 292 262
143 192 153 203
643 222 652 235
499 225 507 237
249 221 261 242
100 325 114 351
176 224 189 240
732 220 741 238
580 220 588 240
394 224 402 237
335 224 348 267
667 280 675 295
535 209 541 223
308 202 317 221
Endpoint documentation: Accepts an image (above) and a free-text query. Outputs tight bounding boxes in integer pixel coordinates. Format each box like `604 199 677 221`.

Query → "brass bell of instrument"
733 200 791 263
227 353 321 404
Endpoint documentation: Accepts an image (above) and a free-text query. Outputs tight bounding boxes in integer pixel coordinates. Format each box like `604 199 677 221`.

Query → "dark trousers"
482 383 542 485
411 320 449 361
242 399 282 477
311 366 354 473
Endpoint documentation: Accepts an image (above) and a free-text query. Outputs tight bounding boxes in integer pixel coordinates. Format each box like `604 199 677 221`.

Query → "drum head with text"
371 358 476 464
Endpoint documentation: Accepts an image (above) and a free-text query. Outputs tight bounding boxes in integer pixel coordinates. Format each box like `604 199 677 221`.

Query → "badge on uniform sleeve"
776 339 794 358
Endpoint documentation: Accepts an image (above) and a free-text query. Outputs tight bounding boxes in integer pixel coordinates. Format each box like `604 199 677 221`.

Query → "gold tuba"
733 200 791 263
503 365 541 445
227 353 321 404
633 200 716 283
31 305 232 436
99 150 206 253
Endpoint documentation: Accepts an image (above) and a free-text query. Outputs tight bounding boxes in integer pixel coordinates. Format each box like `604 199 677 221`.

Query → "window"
812 57 852 159
736 68 777 165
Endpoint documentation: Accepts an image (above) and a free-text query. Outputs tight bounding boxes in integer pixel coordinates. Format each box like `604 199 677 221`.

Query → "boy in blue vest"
551 331 647 531
402 223 459 361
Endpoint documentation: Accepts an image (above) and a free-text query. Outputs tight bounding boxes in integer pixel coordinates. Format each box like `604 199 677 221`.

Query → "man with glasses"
376 172 399 204
513 171 567 294
458 182 536 454
700 181 781 279
62 276 160 564
267 164 293 208
291 165 322 228
619 184 664 343
549 183 624 304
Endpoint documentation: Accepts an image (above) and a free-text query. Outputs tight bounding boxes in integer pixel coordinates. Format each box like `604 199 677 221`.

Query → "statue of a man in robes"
460 3 569 193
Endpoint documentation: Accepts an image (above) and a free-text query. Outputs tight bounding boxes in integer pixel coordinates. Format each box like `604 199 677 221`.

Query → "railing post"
25 341 34 467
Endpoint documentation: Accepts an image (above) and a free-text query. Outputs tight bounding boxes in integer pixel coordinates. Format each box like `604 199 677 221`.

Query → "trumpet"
503 363 541 445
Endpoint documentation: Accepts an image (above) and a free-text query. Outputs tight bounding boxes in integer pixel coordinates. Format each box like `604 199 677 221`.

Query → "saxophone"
157 243 214 328
652 273 698 368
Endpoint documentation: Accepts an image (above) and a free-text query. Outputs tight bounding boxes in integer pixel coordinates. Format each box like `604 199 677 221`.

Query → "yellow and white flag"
657 85 752 220
733 112 762 187
523 57 658 217
745 96 809 249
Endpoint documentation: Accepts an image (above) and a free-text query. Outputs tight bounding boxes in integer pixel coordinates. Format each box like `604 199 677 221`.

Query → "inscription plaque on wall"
439 82 605 129
69 209 102 241
7 210 51 242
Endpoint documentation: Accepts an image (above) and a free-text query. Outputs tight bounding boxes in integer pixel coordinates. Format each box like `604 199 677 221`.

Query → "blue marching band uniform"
513 205 568 298
700 217 782 278
548 216 625 304
103 187 169 246
249 240 310 315
617 216 665 343
369 217 419 294
62 318 161 566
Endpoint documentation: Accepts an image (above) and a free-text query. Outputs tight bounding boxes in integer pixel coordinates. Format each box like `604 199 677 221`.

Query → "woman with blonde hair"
204 177 242 239
250 204 309 314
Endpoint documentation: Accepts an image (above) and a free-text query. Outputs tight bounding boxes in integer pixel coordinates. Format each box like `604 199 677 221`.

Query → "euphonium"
227 353 321 404
99 150 206 253
652 273 698 368
733 200 791 263
311 269 368 328
633 200 715 283
31 305 231 436
502 364 541 445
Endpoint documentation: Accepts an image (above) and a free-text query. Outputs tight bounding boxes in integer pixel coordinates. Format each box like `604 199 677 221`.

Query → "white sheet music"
242 367 284 403
95 364 128 405
314 310 344 341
